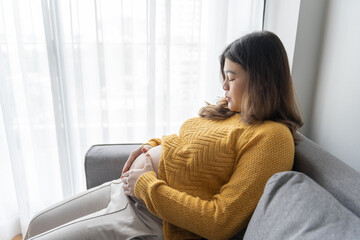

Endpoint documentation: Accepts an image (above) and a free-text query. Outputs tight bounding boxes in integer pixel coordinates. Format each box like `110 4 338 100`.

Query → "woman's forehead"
224 58 245 74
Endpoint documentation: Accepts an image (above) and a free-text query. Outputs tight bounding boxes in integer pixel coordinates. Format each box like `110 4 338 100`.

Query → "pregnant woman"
25 31 303 240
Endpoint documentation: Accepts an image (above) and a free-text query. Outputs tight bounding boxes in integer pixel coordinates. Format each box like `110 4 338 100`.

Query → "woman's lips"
225 96 230 102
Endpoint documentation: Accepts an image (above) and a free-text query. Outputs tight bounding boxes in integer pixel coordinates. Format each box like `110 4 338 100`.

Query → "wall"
265 0 360 172
308 0 360 171
291 0 327 134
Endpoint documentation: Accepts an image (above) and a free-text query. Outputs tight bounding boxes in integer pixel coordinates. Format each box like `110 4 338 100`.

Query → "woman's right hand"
121 144 152 176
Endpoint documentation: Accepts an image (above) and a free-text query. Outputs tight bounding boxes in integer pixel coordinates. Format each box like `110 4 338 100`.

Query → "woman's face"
222 58 248 112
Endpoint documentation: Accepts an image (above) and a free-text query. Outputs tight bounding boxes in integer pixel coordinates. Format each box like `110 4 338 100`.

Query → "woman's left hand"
122 154 155 197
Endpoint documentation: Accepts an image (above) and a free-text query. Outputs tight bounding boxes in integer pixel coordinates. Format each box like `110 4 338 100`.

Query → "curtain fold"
0 0 263 238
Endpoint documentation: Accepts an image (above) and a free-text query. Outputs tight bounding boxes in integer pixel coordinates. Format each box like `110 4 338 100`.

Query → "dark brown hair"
199 31 303 139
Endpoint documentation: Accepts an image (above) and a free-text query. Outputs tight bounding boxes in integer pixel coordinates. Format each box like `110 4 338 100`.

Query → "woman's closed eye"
225 72 236 82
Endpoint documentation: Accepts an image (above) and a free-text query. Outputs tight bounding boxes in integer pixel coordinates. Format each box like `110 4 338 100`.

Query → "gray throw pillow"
243 171 360 240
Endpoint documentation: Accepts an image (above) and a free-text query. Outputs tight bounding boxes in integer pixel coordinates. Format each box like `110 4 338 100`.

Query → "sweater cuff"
134 171 158 199
144 138 162 147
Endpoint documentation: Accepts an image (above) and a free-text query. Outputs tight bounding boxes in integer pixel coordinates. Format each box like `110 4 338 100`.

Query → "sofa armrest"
85 143 141 189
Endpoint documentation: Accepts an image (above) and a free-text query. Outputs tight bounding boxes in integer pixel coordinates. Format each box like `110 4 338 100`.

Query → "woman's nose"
223 80 229 91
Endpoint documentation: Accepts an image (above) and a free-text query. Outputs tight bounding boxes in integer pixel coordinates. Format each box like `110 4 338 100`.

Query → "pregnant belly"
129 145 161 175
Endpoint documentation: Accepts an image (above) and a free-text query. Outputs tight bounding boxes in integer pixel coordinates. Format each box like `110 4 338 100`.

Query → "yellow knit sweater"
135 113 294 240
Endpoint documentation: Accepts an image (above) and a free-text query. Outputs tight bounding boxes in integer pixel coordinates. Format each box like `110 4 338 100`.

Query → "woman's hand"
121 144 152 176
122 154 155 197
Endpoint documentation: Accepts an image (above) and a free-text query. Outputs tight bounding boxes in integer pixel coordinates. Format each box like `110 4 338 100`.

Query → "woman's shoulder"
260 120 291 132
246 120 294 145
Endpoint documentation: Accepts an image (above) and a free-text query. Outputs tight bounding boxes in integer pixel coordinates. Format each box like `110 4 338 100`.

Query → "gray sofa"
85 133 360 239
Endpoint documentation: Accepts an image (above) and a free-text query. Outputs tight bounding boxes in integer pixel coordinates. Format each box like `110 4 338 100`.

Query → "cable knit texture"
135 114 295 240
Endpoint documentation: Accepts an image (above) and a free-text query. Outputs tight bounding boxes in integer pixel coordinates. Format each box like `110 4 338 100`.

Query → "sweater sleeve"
135 126 294 240
144 138 162 147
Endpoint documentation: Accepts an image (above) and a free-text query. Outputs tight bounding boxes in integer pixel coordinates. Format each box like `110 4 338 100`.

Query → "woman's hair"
199 31 303 139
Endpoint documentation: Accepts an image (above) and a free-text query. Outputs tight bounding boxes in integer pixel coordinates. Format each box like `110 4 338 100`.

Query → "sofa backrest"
85 143 141 189
293 133 360 218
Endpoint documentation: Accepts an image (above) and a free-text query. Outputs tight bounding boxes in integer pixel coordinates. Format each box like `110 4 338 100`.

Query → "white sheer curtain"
0 0 263 238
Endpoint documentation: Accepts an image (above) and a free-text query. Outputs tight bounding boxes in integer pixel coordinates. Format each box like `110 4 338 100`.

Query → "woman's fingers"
122 145 152 175
141 144 152 153
121 171 130 178
122 146 143 174
144 154 154 169
122 159 134 174
121 159 155 197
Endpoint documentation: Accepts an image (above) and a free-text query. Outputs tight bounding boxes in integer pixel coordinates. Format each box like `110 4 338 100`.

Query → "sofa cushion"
294 133 360 218
243 171 360 240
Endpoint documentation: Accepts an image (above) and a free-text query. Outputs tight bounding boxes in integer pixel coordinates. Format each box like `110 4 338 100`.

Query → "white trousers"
25 179 164 240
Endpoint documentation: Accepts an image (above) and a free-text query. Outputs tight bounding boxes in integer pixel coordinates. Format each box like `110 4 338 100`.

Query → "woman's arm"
135 128 294 240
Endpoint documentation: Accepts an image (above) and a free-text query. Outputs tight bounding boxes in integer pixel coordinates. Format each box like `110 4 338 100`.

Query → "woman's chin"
228 105 241 112
227 104 235 111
